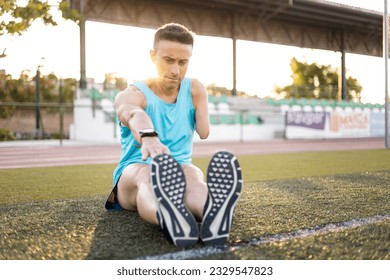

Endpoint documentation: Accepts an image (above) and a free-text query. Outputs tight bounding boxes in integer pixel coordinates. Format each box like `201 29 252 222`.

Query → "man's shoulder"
115 84 147 108
121 84 143 95
190 78 207 95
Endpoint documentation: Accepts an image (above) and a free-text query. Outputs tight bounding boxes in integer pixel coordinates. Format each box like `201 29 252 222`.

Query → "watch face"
141 128 155 133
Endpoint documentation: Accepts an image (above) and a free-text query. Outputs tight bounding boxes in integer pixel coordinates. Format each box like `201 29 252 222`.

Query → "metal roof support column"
340 30 347 100
79 17 87 89
384 0 389 148
232 14 237 96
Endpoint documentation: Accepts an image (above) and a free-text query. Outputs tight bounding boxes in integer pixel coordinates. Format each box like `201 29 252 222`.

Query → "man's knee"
121 164 150 186
135 165 151 187
117 164 150 209
182 164 204 180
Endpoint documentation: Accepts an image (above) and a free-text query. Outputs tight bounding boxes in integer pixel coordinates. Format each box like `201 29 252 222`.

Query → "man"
105 23 242 247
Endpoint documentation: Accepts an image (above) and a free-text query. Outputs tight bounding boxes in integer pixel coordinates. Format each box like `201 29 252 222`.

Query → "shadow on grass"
86 210 180 260
0 195 180 260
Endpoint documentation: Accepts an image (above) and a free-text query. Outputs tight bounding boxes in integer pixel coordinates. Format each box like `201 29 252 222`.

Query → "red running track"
0 138 386 169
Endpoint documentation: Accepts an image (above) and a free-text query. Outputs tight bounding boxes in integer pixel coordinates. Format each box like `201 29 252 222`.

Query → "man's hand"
140 137 170 161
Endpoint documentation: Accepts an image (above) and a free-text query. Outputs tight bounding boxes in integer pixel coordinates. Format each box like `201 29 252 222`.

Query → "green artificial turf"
1 149 390 205
194 149 390 182
204 219 390 260
233 220 390 260
1 149 390 260
1 170 389 260
217 170 390 259
0 164 115 205
233 171 390 238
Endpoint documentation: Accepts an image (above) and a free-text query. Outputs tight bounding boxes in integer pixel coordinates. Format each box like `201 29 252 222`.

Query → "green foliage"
207 83 248 97
0 71 76 103
0 0 80 36
207 83 232 96
0 71 77 118
59 0 81 23
61 77 78 103
275 57 362 101
1 0 55 35
0 128 15 141
103 73 127 91
0 73 14 118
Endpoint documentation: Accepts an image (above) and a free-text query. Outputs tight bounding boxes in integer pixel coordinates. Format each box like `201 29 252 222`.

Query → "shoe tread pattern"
151 154 198 247
202 151 242 245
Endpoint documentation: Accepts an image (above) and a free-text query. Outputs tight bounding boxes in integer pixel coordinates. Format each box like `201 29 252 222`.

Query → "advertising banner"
285 110 373 139
285 111 327 139
328 111 370 138
286 111 327 129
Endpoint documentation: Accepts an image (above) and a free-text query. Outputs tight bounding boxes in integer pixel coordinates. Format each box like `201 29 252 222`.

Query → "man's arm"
192 79 210 139
115 86 170 160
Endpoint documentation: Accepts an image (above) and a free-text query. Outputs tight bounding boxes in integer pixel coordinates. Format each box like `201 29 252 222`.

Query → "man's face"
151 40 192 88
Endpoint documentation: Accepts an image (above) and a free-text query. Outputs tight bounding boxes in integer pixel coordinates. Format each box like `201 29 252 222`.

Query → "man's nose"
170 63 180 75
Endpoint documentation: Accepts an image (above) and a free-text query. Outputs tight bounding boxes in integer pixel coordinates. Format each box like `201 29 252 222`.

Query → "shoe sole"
151 154 199 247
201 151 242 245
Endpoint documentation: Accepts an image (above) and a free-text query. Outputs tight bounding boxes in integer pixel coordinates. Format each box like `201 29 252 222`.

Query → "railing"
0 99 285 144
0 102 76 144
0 101 118 143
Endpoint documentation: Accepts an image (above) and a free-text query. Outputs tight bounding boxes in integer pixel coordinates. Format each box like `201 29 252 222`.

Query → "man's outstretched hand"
140 137 170 161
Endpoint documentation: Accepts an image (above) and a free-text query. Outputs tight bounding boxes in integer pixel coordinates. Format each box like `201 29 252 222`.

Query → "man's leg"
117 163 159 225
181 164 208 221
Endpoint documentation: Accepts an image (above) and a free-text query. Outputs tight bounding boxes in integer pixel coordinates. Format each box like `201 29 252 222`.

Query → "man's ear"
150 49 156 62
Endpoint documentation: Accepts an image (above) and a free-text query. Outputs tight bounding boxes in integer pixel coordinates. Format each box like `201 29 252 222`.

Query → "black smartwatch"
139 128 158 140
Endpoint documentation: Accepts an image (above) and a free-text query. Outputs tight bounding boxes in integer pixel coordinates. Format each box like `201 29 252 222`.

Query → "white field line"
138 214 390 260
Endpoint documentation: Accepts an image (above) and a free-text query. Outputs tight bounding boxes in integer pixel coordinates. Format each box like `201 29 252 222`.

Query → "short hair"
153 23 195 50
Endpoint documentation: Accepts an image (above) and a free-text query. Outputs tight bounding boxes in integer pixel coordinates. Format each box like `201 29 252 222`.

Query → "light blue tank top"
112 77 195 187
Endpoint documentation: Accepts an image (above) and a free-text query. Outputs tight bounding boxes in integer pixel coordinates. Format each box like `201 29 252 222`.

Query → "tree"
207 83 248 97
0 71 77 117
207 83 232 96
103 73 127 91
0 0 80 36
275 57 362 101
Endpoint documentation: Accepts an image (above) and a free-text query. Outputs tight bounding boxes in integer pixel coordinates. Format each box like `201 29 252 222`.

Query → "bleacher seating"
265 97 385 113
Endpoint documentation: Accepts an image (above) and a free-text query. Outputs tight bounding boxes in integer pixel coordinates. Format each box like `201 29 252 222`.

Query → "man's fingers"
141 143 170 160
141 148 159 160
162 146 170 155
150 149 157 159
141 149 149 161
150 147 167 159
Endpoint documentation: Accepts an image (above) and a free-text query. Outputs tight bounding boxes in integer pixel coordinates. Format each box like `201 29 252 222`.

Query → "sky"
0 0 387 104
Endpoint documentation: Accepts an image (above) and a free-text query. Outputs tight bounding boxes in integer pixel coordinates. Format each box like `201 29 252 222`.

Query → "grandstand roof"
154 0 382 35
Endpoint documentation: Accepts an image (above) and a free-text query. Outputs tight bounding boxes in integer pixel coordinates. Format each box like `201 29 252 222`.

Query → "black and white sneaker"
201 151 243 245
151 154 199 247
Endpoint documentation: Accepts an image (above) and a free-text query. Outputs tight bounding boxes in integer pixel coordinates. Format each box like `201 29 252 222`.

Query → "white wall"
69 98 120 143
